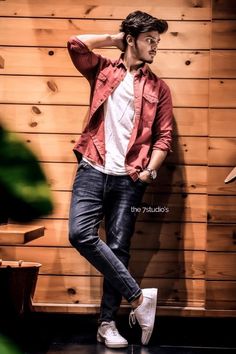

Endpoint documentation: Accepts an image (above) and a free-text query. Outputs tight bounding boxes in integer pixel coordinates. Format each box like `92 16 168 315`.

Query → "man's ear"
126 34 135 47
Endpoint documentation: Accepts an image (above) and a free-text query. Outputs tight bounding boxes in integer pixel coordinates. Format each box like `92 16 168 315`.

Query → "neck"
123 49 144 73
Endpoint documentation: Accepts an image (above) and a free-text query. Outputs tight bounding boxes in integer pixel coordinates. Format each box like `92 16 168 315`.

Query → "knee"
69 224 98 250
69 228 80 248
69 225 85 249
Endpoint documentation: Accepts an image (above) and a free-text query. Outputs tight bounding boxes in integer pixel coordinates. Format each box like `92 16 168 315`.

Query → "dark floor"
0 313 236 354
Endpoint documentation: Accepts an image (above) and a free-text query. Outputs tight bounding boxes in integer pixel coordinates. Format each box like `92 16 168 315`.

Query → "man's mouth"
149 51 156 56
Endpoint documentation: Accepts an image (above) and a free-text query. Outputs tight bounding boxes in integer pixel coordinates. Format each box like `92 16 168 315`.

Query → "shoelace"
106 325 118 337
129 310 136 328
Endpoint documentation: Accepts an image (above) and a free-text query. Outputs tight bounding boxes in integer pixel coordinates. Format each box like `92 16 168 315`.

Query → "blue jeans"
69 161 147 322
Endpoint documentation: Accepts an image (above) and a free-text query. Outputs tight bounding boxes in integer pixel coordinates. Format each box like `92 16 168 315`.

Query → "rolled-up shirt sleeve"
67 36 108 84
152 80 173 153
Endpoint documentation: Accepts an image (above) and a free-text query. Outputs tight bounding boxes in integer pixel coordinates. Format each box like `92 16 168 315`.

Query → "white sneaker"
129 288 158 345
97 321 128 348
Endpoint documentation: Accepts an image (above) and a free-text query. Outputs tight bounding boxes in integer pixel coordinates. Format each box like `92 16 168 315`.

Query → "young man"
68 11 173 348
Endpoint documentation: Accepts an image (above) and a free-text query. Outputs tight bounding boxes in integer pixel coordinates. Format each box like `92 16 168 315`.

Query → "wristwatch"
144 168 157 180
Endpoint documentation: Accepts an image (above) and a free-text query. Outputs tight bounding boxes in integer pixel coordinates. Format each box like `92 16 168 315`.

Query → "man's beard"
134 43 154 64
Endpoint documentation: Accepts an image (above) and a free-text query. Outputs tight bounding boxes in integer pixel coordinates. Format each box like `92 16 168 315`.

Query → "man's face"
132 31 160 64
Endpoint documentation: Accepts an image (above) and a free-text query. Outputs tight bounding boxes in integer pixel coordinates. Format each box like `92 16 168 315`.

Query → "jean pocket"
79 160 91 170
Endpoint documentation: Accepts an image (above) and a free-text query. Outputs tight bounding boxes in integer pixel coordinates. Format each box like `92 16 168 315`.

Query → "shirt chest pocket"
142 92 159 127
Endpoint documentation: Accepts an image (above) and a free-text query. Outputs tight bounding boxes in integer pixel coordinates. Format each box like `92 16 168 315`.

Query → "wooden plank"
165 79 209 107
34 275 205 307
0 104 88 134
0 19 211 49
152 164 205 195
34 275 103 305
207 253 236 280
208 138 236 166
212 21 236 49
41 162 77 191
33 302 236 316
13 133 80 163
167 136 208 165
206 281 236 310
212 0 236 20
40 162 207 194
0 76 90 105
0 224 45 245
0 76 209 107
130 249 205 279
0 0 211 20
0 246 206 278
15 133 208 165
211 51 236 78
131 222 203 251
48 190 207 222
0 104 208 136
29 218 206 251
209 80 236 108
208 167 236 195
209 109 236 137
141 164 205 195
208 196 236 224
207 224 236 251
173 108 208 136
0 47 210 78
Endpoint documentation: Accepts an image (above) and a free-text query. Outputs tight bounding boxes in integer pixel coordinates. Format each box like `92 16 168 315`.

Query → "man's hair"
120 11 168 48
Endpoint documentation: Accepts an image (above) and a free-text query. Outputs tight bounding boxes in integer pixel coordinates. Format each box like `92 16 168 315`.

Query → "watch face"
151 170 157 179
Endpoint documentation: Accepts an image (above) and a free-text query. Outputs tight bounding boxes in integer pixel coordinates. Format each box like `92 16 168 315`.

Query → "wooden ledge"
32 303 236 318
0 224 45 245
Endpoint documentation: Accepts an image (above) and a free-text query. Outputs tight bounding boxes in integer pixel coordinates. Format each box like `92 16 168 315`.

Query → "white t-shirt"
84 71 135 175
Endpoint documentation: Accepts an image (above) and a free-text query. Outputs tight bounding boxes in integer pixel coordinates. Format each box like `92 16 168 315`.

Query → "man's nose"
152 42 158 49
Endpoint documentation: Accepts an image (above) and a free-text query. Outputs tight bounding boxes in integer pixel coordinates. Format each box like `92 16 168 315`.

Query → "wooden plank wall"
206 0 236 311
0 0 235 316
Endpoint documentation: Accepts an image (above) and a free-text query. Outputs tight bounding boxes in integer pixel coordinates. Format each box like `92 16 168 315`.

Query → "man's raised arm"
75 33 125 51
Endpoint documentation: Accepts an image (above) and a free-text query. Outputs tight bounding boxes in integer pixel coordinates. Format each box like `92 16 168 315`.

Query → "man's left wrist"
144 167 157 180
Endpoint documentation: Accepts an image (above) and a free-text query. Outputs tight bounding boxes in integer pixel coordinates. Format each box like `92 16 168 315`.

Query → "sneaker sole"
142 288 158 345
97 332 128 348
